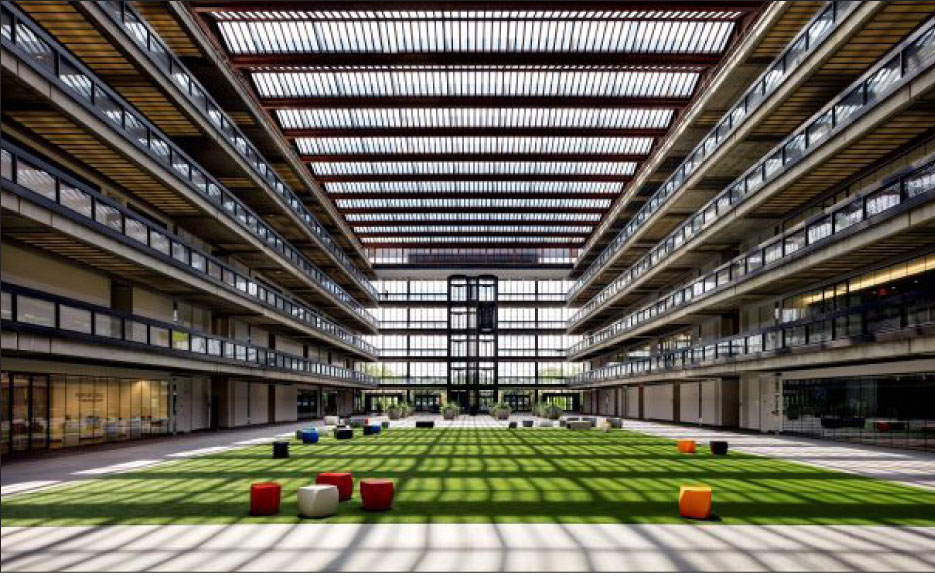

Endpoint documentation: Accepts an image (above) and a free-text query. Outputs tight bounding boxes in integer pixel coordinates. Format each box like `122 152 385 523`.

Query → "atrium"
1 0 934 573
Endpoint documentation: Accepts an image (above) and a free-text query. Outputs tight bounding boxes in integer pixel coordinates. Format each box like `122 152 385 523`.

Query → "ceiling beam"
327 192 618 200
302 153 648 163
261 96 691 109
317 174 632 182
283 127 670 138
191 1 763 14
231 52 719 68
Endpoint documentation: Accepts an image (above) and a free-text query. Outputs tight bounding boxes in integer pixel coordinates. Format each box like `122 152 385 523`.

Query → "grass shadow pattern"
2 429 935 527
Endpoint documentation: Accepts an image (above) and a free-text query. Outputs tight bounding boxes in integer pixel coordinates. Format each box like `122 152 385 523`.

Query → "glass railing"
568 287 935 386
569 17 935 329
568 151 935 357
0 284 380 387
570 1 861 300
0 3 376 327
93 0 376 301
0 141 377 359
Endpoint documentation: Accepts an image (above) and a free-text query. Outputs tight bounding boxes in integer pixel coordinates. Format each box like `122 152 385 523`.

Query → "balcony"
0 3 377 330
569 151 935 359
570 1 933 303
1 284 379 388
87 1 376 303
569 18 935 334
0 141 377 360
568 285 935 387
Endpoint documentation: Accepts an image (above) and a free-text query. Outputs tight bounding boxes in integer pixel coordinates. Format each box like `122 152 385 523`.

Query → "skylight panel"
216 16 734 55
335 198 611 209
252 68 699 99
359 236 586 244
353 225 593 234
325 181 620 194
344 212 603 222
313 161 638 176
296 136 653 155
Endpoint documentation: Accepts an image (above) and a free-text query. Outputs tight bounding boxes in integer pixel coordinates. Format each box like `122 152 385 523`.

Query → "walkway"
619 420 935 491
2 524 933 571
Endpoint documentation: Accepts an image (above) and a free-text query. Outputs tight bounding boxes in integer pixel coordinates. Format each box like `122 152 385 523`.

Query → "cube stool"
249 482 281 516
677 439 697 454
360 479 395 512
537 420 553 428
316 472 354 501
415 420 434 429
272 440 290 459
522 420 534 428
297 485 339 518
301 429 319 444
381 421 390 429
508 421 517 429
710 441 728 456
324 415 340 426
334 427 353 440
679 486 712 520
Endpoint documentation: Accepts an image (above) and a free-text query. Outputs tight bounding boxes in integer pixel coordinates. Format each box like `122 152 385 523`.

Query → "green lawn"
3 428 935 526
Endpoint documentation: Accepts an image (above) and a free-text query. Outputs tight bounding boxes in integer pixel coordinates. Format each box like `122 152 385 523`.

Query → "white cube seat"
297 485 339 518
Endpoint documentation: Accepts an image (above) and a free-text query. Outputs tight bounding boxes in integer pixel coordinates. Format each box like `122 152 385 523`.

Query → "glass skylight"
313 161 637 176
215 12 736 55
296 136 653 156
253 68 699 99
325 181 619 194
336 198 611 210
345 212 601 222
359 236 586 244
353 225 593 234
277 108 675 130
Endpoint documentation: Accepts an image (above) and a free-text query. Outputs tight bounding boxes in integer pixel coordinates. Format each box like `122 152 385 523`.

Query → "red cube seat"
360 479 395 512
249 482 281 516
316 472 354 501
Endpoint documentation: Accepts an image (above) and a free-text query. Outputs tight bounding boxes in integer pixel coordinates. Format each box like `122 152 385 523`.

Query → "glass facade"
783 374 935 452
1 372 171 456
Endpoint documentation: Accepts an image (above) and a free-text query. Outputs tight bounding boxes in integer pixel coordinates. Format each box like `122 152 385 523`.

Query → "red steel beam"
231 52 720 68
261 96 691 109
191 1 762 14
283 127 670 138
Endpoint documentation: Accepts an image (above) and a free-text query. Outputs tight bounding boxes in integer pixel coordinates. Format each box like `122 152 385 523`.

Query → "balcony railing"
0 3 376 327
571 1 862 300
569 151 935 357
0 141 377 359
93 0 376 302
568 289 935 386
570 18 935 330
0 284 380 387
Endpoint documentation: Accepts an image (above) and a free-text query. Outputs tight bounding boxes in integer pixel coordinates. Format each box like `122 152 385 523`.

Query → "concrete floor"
3 415 935 572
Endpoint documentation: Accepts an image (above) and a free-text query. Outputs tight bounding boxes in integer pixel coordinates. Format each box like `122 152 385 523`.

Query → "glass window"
60 185 93 218
16 296 54 327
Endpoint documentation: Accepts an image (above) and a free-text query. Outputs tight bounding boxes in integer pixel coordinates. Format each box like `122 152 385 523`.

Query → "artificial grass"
3 428 935 526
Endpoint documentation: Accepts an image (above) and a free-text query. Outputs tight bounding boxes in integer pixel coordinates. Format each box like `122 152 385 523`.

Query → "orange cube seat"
679 486 712 519
677 439 696 454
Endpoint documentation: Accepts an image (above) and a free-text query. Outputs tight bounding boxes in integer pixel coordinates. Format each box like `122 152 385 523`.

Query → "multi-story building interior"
3 0 935 459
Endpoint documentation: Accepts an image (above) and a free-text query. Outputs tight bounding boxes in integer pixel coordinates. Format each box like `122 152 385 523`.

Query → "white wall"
644 384 674 421
626 386 640 418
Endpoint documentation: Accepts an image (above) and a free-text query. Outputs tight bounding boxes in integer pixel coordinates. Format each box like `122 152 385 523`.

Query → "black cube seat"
508 421 518 429
272 440 290 459
522 420 534 428
416 420 435 429
334 427 354 440
710 441 729 456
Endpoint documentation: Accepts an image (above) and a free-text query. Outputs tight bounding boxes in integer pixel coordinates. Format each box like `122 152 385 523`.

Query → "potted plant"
387 403 403 420
441 401 461 420
490 402 512 420
545 403 564 420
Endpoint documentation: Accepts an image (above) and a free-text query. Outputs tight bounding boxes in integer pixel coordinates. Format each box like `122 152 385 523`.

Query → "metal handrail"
0 2 376 326
1 283 380 387
568 289 935 386
93 0 377 301
569 17 935 331
569 150 935 357
0 141 377 358
572 1 862 298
